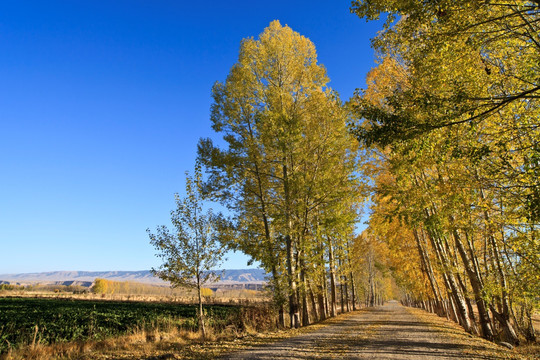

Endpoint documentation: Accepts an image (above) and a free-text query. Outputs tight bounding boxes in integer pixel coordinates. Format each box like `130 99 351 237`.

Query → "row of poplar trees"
349 0 539 345
197 21 366 328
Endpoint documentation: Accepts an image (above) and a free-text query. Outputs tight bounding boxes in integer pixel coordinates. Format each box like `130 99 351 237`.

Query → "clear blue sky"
0 1 381 273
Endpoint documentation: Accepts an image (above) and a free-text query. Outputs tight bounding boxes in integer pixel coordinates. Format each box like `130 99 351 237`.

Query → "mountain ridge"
0 269 267 286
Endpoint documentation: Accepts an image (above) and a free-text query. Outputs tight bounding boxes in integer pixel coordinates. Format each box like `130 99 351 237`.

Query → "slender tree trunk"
296 284 302 325
476 177 519 344
451 226 494 340
286 234 300 328
447 291 460 324
318 238 328 320
251 150 284 329
344 276 350 312
300 256 310 326
308 280 319 322
414 229 446 317
317 291 326 321
197 277 206 338
323 267 329 318
368 255 375 307
349 272 357 311
328 237 337 317
345 240 356 311
456 270 478 334
489 231 520 344
340 280 345 313
424 214 474 333
271 265 286 328
283 162 300 328
338 256 344 313
525 305 537 342
319 257 328 320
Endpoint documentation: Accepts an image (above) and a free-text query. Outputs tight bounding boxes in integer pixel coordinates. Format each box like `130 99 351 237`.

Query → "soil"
220 301 518 359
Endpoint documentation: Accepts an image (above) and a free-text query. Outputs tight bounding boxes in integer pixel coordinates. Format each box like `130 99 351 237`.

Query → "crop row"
0 297 239 353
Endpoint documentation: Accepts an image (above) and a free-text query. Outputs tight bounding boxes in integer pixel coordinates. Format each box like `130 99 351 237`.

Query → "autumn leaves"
150 1 539 343
350 0 539 344
198 21 364 328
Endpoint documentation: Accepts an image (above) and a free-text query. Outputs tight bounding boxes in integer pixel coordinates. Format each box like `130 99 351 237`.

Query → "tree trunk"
283 162 300 328
478 181 519 344
286 234 300 328
368 256 375 307
251 151 284 329
340 280 344 313
451 226 494 340
197 278 206 338
489 233 520 344
271 265 286 329
447 291 460 324
308 280 319 322
319 261 328 320
328 237 337 317
339 255 345 313
456 270 479 335
525 306 537 342
344 275 350 312
424 220 474 333
349 272 357 311
301 262 310 326
414 229 446 317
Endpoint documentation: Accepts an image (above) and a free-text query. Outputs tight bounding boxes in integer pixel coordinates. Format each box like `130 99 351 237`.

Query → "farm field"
0 297 241 354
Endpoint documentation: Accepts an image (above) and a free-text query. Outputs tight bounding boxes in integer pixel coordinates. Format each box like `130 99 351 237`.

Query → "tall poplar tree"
198 20 363 328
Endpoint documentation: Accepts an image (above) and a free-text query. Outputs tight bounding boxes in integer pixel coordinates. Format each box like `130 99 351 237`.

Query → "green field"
0 297 240 353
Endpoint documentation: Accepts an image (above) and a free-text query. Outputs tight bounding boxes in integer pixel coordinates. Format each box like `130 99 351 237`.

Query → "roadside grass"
77 310 369 360
27 311 364 359
1 320 309 360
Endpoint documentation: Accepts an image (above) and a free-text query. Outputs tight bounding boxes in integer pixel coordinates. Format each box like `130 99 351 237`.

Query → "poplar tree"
199 20 363 328
147 164 226 338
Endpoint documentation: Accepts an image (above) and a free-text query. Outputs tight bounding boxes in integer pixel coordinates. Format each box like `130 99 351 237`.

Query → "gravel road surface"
221 301 511 359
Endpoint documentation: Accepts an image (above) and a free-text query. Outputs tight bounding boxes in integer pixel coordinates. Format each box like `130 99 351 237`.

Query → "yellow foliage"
200 287 213 297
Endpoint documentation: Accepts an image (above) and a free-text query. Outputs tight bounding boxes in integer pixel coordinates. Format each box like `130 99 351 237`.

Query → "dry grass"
0 325 211 360
0 302 279 360
0 291 269 306
0 307 354 360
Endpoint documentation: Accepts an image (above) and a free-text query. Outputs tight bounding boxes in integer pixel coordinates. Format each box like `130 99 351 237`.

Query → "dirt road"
221 301 512 359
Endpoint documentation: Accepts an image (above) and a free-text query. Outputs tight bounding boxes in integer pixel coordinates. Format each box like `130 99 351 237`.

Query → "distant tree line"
91 278 214 297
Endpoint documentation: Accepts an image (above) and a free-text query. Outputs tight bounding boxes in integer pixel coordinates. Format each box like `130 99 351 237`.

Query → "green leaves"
148 163 226 290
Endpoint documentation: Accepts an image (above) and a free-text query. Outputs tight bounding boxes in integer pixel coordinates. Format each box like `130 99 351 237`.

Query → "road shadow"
220 304 507 360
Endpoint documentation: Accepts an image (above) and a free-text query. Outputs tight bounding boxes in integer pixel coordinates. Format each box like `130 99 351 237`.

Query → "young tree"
147 163 226 338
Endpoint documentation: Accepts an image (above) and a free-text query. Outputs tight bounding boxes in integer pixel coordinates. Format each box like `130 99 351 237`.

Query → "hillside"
0 269 267 287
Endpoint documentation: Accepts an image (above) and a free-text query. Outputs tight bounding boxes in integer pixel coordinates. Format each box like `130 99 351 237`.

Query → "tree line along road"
220 301 519 360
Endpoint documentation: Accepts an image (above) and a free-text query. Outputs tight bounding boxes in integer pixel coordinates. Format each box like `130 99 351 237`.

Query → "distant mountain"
214 269 267 284
0 269 267 287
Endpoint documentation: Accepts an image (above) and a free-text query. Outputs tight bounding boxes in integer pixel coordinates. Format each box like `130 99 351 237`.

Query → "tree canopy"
349 0 539 343
198 20 365 328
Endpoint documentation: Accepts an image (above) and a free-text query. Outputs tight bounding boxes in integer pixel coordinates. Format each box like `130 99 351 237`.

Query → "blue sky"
0 1 381 273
